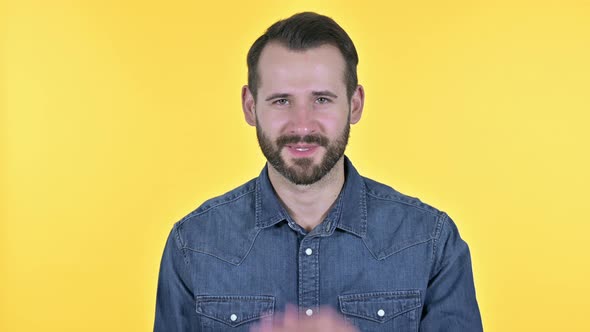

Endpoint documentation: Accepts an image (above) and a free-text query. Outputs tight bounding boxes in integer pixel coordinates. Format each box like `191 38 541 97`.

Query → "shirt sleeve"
154 223 199 331
420 213 483 331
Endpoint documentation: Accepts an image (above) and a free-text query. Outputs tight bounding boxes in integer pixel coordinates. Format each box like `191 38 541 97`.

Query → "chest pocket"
338 290 421 331
196 295 274 330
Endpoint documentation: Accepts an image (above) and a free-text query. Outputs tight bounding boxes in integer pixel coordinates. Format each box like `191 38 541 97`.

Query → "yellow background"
2 0 589 330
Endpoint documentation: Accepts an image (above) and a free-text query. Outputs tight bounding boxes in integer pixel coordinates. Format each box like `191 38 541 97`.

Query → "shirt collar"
255 156 367 238
254 165 287 229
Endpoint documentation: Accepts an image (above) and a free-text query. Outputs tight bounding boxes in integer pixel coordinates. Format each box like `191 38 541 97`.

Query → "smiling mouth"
285 144 319 156
287 144 316 150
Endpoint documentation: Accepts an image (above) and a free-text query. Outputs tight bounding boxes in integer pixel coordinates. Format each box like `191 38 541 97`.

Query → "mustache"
276 134 329 148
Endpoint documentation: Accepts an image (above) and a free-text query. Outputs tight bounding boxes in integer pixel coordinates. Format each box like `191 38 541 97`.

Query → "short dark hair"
247 12 359 102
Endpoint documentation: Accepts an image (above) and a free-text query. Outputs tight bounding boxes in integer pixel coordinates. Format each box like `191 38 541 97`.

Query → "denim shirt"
154 157 483 331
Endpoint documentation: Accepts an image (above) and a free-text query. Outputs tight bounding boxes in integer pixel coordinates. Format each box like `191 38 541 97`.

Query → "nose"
288 103 318 136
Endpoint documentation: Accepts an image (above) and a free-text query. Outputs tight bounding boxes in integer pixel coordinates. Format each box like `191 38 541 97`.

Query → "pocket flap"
339 290 421 323
196 295 275 327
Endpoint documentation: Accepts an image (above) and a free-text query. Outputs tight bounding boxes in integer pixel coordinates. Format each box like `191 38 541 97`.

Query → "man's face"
243 43 362 185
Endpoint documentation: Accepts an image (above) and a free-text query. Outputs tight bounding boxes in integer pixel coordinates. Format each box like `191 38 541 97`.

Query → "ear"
349 85 365 124
242 85 256 126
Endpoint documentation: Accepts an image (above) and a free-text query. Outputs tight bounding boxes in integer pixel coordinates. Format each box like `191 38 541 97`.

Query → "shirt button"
377 309 385 317
305 248 313 256
306 309 313 316
230 314 237 321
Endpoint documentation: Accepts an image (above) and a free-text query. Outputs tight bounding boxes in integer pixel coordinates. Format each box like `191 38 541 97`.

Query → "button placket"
298 237 320 319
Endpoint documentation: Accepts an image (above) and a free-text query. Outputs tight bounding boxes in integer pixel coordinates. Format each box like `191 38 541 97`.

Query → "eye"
273 98 289 105
316 97 331 104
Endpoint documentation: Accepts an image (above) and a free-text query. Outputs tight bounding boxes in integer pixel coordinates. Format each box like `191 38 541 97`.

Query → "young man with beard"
154 12 483 332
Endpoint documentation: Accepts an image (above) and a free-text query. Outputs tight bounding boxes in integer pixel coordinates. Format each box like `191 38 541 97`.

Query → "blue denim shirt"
154 157 483 331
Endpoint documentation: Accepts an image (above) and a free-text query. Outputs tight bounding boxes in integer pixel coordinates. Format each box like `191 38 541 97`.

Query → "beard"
256 122 350 186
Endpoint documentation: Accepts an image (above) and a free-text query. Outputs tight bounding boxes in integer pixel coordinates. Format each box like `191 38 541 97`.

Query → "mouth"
285 144 319 157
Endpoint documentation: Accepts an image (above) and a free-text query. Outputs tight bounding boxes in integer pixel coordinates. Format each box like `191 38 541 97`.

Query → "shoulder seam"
430 213 448 276
172 223 192 275
365 190 441 217
178 182 257 225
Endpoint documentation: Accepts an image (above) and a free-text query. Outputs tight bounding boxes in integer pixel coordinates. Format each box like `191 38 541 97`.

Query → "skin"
242 42 365 232
250 305 358 332
241 43 364 331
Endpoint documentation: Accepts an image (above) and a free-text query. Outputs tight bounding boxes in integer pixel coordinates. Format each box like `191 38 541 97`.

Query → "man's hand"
250 305 358 332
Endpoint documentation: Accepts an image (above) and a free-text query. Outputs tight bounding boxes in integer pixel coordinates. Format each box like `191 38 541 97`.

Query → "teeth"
295 147 310 152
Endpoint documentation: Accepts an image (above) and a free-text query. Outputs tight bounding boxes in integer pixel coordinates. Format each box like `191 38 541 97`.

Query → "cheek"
269 120 288 136
256 115 288 140
320 114 349 135
259 114 292 135
257 107 349 136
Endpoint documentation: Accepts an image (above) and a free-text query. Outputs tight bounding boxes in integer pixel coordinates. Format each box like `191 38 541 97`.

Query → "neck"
267 157 346 232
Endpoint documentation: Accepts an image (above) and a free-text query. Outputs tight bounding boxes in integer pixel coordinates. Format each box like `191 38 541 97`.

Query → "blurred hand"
250 305 358 332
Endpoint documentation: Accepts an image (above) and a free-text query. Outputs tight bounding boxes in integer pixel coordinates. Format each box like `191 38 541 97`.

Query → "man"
154 12 482 331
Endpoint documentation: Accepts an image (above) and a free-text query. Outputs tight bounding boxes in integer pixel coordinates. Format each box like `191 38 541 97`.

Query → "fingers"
282 304 298 326
250 305 359 332
249 315 273 332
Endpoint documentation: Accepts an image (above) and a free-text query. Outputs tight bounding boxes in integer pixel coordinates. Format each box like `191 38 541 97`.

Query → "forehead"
256 43 347 93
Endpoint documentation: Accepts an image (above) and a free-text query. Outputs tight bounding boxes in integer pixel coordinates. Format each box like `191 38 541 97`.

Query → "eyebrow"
312 90 338 99
264 91 339 102
265 93 292 102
